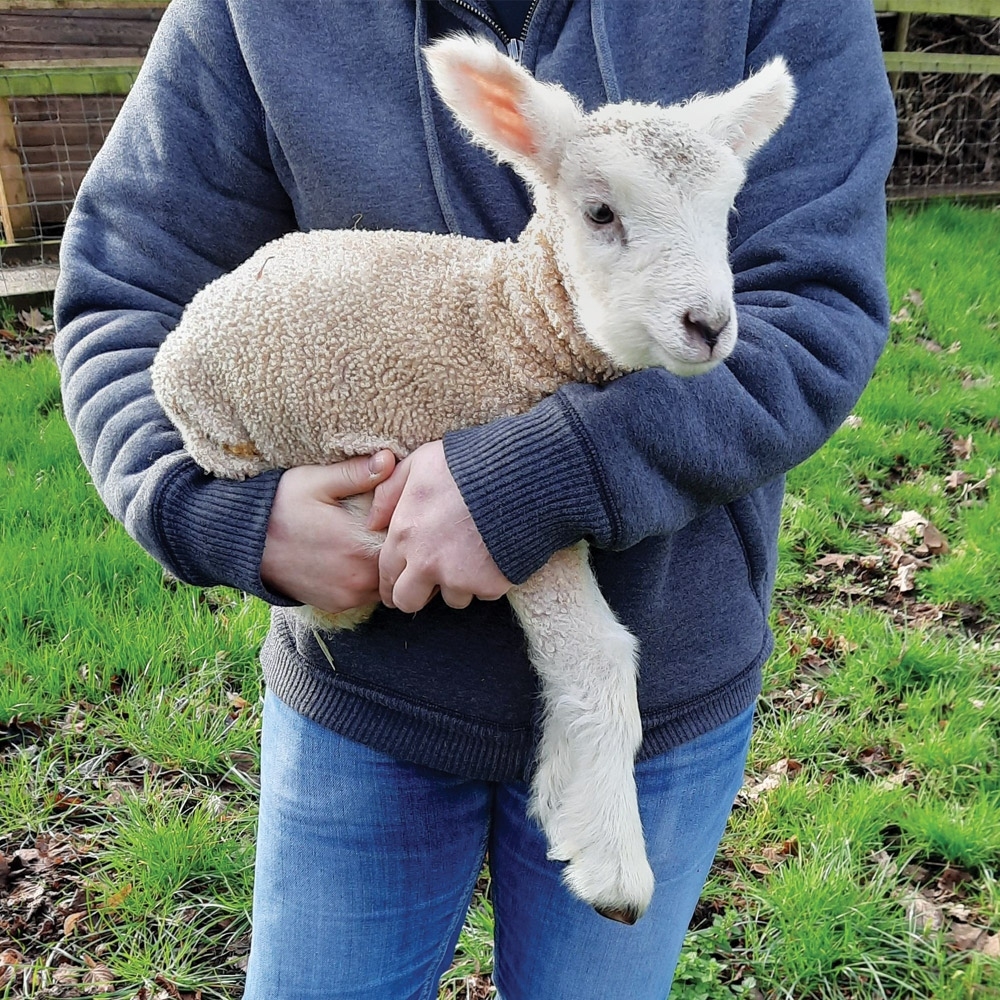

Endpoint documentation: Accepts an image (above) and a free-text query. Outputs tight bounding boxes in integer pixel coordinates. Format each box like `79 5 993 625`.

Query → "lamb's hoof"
562 850 655 926
594 903 640 926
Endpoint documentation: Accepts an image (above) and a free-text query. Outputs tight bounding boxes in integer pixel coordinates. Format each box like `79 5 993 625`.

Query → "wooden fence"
876 1 1000 199
0 2 163 258
878 0 1000 73
0 1 997 268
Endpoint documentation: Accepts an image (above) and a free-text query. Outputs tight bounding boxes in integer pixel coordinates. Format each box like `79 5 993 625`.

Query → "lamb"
151 35 794 924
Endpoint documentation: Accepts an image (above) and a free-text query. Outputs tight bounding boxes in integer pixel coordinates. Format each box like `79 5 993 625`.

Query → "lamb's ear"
423 35 581 185
682 57 796 162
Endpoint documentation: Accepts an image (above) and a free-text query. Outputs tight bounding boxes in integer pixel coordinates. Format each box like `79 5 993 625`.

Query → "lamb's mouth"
653 344 726 377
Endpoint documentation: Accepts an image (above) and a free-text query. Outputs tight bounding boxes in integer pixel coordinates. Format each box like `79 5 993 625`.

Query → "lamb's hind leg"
507 542 654 924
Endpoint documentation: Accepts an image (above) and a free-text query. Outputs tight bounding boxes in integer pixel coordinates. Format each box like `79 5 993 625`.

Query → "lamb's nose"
683 310 730 351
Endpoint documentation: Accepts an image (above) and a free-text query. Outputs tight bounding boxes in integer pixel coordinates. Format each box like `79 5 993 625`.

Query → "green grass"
1 354 268 997
2 202 999 999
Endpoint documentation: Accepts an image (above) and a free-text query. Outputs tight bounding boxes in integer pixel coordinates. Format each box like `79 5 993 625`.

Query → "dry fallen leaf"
877 767 919 791
887 510 929 544
815 553 857 571
102 882 133 909
761 836 799 864
228 750 258 776
951 434 974 460
922 522 949 555
7 878 46 908
948 921 988 952
18 307 49 332
82 961 116 991
902 890 944 932
153 974 202 999
740 771 782 802
0 950 22 990
63 910 87 936
154 974 183 998
740 758 803 802
893 562 919 593
53 964 83 985
870 849 896 874
945 470 972 492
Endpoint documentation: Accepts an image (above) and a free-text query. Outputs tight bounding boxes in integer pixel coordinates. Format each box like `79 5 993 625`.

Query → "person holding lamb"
54 1 897 997
151 33 798 930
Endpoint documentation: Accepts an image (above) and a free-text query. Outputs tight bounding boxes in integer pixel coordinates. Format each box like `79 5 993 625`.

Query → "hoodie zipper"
447 0 539 63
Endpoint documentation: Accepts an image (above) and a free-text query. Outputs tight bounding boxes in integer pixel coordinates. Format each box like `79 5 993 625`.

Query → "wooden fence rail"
0 58 141 96
0 62 138 243
0 3 160 250
877 1 1000 76
0 1 997 255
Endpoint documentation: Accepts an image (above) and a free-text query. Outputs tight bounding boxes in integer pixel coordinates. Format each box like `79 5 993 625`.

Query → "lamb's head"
424 36 795 376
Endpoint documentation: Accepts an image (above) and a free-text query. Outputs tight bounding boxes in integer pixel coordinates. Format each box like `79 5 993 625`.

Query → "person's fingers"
320 450 396 501
262 464 389 611
439 586 473 610
378 547 406 609
367 459 410 530
389 565 439 615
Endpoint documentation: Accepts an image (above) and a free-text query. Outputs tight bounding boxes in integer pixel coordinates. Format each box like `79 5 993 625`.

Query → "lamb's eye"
585 203 616 225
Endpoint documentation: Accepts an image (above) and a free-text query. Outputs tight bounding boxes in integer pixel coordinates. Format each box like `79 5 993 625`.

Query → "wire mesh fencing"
880 11 1000 200
0 9 998 274
0 64 136 266
0 4 162 274
890 72 1000 198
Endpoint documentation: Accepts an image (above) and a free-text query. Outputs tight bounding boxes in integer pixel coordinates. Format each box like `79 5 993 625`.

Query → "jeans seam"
419 817 491 999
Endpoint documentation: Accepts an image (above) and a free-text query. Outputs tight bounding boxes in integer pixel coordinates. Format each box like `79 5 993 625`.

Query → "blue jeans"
244 690 753 1000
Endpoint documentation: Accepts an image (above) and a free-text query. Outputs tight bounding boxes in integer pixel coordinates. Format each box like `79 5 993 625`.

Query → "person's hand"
367 440 511 613
260 451 396 613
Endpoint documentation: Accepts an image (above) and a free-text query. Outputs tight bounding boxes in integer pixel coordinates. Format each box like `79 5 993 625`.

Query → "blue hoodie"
54 0 897 781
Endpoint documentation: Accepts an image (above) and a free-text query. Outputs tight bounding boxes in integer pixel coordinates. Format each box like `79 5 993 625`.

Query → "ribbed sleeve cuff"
154 460 299 605
443 393 618 585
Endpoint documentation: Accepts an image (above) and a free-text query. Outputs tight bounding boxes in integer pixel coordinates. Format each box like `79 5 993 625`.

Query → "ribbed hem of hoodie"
638 633 771 762
261 623 536 783
155 459 298 605
260 616 771 783
443 393 617 585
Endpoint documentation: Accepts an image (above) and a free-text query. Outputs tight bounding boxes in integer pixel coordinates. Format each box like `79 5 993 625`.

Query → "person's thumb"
321 450 396 501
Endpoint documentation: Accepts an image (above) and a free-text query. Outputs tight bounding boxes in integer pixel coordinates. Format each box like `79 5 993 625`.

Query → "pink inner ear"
466 66 538 156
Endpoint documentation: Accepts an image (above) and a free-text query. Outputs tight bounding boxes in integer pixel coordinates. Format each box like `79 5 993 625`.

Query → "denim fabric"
244 690 753 999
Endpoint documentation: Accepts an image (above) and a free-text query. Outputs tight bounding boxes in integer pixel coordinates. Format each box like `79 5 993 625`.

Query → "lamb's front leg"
507 541 654 924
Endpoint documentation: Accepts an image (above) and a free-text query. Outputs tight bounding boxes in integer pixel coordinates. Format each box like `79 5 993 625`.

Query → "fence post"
0 95 33 244
889 12 913 91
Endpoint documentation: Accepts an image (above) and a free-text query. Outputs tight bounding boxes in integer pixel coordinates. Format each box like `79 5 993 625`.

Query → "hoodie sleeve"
53 0 298 601
443 0 897 585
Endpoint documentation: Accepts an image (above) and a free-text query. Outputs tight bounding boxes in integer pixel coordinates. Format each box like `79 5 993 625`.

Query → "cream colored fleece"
152 215 622 481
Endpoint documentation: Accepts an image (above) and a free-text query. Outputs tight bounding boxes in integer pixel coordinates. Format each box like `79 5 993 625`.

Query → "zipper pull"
506 37 524 63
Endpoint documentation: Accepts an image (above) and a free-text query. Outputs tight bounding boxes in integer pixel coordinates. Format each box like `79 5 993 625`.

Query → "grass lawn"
1 202 999 998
